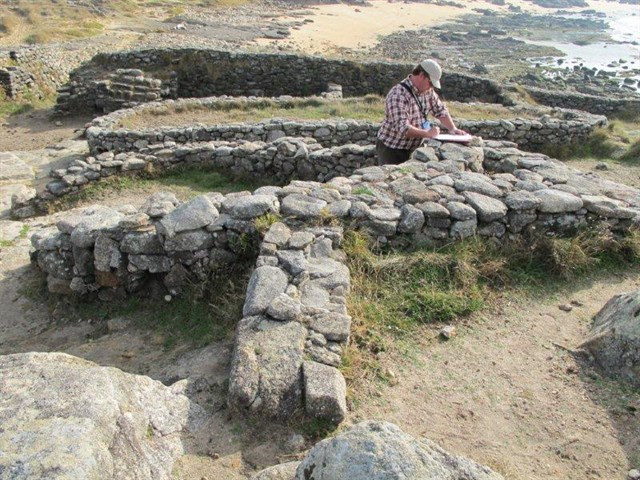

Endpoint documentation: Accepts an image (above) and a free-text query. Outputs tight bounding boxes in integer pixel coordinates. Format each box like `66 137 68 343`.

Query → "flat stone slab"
534 189 583 213
158 195 219 237
0 220 24 242
0 153 34 182
243 266 289 316
303 361 347 424
229 316 307 418
463 191 508 222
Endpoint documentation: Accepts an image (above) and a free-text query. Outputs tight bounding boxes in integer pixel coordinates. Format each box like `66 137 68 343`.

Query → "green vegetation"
0 224 30 248
0 88 56 120
352 186 375 196
254 212 281 234
341 228 640 390
46 166 270 213
298 417 339 440
541 118 640 163
70 261 252 349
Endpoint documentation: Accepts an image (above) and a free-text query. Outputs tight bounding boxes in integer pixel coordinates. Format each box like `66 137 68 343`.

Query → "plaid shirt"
377 76 448 150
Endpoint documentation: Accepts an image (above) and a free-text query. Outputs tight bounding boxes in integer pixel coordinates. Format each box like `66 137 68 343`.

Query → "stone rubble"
28 137 640 420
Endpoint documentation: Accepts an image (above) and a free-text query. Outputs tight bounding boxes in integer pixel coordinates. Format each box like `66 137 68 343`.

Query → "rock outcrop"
581 290 640 387
0 352 203 480
251 421 504 480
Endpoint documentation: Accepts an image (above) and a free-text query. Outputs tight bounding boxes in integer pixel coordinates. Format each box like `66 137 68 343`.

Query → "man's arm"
427 90 467 135
437 112 467 135
405 124 440 139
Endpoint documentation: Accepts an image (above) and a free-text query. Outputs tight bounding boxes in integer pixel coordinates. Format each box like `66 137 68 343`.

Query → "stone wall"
30 139 640 421
525 86 640 117
0 66 36 98
55 48 508 115
15 100 607 217
57 68 179 115
0 42 106 94
83 96 606 156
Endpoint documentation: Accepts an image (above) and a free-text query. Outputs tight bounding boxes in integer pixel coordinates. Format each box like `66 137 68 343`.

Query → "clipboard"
434 133 473 143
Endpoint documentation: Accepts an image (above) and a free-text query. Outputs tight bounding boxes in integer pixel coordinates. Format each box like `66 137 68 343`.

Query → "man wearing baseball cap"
376 59 467 165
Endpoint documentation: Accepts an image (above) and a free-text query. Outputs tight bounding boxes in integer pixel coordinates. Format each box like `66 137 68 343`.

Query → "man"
376 59 467 165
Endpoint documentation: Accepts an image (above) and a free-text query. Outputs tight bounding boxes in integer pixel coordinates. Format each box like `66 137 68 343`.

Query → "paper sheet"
434 134 473 143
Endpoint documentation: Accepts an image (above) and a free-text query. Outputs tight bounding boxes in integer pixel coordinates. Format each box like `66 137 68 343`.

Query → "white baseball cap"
420 59 442 89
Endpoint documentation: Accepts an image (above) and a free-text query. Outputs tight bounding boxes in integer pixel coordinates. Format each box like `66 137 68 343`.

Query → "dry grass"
541 118 640 163
0 0 249 45
340 228 640 395
116 96 530 130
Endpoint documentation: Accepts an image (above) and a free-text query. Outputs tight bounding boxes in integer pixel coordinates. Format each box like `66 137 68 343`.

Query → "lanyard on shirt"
400 80 427 120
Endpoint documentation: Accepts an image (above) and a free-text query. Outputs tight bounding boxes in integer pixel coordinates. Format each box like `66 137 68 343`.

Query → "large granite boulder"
251 421 503 480
0 352 203 480
581 290 640 388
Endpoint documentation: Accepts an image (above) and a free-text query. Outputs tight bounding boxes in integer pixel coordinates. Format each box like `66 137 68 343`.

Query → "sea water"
522 4 640 89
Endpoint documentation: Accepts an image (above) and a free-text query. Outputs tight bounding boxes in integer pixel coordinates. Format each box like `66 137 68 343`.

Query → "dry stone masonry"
54 48 508 115
29 138 640 422
83 95 606 155
53 48 640 119
12 99 607 219
525 85 640 117
18 46 640 426
230 222 350 423
0 66 36 98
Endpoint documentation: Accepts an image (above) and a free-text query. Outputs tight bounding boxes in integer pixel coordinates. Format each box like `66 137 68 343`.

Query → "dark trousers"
376 139 413 165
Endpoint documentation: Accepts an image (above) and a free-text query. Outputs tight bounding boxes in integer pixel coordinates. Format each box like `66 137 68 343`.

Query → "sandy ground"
266 0 636 55
353 271 640 480
0 108 90 151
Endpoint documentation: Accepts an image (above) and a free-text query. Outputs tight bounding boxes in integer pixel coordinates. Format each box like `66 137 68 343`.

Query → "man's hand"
451 128 467 135
424 126 440 138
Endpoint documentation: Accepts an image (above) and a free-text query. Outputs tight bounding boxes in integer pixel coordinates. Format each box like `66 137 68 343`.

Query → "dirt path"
353 271 640 480
0 108 90 152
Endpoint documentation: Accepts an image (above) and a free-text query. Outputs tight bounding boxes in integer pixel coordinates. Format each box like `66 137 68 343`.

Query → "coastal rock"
0 352 201 480
294 421 504 480
581 290 640 388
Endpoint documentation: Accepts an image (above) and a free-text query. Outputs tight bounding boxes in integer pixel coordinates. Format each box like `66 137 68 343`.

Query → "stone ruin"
17 47 640 426
30 133 640 423
11 94 607 218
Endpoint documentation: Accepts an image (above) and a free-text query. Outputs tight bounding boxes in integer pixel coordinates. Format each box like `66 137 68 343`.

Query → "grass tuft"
341 227 640 390
69 261 252 348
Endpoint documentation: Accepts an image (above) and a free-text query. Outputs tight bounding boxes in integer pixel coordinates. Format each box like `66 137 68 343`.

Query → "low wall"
55 48 508 115
525 86 640 118
84 96 607 155
0 66 36 98
0 42 106 94
12 96 607 218
30 139 640 422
